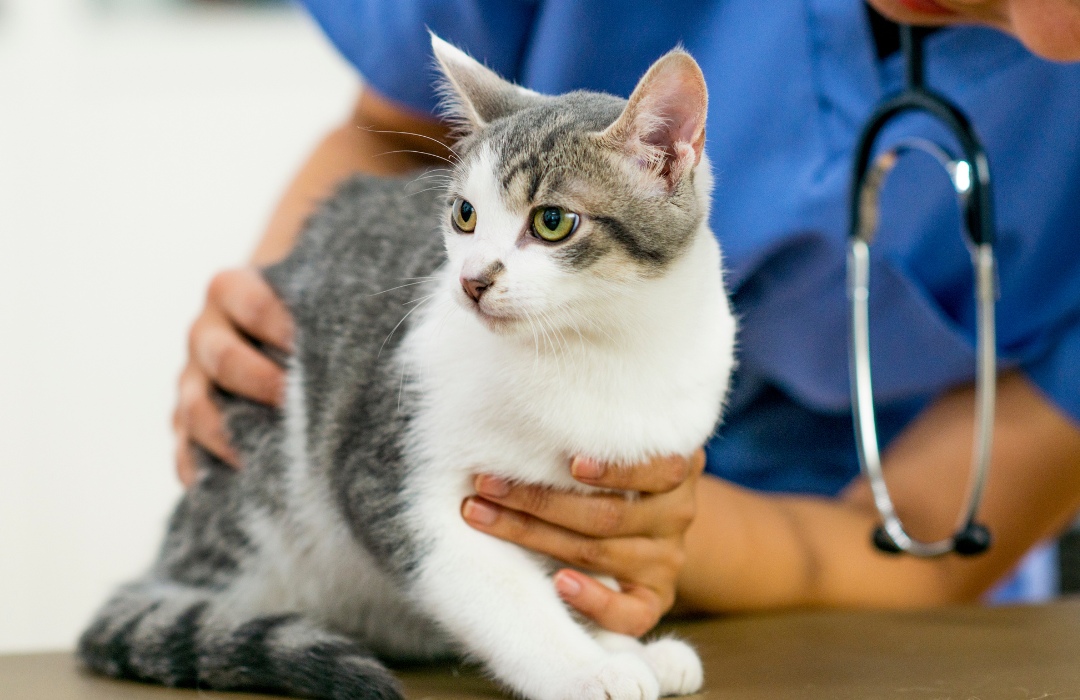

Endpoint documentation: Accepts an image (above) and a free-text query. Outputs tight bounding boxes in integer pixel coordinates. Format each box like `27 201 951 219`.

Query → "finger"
570 449 705 494
474 475 690 538
192 323 287 406
461 497 675 582
174 429 198 488
208 269 294 352
177 368 240 467
554 570 668 638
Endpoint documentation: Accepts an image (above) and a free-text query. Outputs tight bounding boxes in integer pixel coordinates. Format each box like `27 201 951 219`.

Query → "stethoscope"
847 25 994 557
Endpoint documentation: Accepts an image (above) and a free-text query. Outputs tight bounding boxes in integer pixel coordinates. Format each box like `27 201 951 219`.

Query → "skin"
866 0 1080 61
176 9 1080 637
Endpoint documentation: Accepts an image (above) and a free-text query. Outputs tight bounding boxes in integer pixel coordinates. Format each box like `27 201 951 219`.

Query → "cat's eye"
531 206 579 242
452 198 477 233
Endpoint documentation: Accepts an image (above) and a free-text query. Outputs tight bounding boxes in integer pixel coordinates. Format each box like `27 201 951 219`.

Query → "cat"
78 34 736 700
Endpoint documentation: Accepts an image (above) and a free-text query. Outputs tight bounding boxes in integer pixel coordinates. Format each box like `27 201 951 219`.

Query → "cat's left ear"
599 49 708 189
431 32 541 134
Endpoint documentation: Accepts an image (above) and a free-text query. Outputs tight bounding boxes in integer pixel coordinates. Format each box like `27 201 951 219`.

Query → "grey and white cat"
79 36 736 700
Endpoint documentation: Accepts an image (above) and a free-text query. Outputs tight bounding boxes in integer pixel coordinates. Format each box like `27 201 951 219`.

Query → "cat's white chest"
402 278 733 488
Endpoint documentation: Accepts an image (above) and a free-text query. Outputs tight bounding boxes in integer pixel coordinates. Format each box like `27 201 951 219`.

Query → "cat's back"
247 172 450 575
263 172 447 402
267 172 447 312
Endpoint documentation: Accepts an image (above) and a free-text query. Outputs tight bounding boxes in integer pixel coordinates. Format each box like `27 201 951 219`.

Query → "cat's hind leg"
78 579 402 700
594 631 704 697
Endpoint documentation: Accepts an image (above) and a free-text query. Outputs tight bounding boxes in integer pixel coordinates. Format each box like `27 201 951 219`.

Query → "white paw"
642 638 703 696
554 652 660 700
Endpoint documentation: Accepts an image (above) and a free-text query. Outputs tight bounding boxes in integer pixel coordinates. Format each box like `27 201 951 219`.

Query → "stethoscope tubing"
847 25 996 557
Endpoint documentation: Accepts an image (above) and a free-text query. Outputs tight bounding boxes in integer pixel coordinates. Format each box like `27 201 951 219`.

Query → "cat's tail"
77 580 403 700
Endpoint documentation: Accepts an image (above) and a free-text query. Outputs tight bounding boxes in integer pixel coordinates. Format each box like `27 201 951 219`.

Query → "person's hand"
174 267 294 486
461 449 706 637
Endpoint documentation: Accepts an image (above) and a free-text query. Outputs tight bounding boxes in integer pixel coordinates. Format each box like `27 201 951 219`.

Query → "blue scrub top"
299 0 1080 589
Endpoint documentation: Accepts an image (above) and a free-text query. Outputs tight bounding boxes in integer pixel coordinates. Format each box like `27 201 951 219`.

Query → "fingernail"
462 497 499 526
475 475 511 498
555 571 583 597
571 457 604 480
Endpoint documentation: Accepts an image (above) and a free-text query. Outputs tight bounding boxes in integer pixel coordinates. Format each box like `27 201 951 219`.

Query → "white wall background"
0 0 356 653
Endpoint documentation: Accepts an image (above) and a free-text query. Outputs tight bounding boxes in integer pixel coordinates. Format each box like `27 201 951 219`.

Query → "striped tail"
78 581 402 700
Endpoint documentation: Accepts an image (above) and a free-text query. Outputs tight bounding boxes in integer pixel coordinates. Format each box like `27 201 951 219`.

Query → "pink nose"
461 276 490 303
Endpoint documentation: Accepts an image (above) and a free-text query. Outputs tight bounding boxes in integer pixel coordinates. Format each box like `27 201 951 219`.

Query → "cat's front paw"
642 638 703 696
552 652 660 700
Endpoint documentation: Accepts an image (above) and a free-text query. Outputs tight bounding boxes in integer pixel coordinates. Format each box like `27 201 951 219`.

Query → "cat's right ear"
431 32 540 134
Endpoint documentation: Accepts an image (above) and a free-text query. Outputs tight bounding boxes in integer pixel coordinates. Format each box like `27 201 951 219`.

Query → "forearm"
251 89 451 265
678 371 1080 613
679 478 968 611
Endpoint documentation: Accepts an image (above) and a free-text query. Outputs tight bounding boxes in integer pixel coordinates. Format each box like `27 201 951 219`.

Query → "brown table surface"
4 600 1080 699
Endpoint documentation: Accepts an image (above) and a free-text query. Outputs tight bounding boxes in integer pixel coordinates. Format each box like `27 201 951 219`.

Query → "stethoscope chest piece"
848 26 997 558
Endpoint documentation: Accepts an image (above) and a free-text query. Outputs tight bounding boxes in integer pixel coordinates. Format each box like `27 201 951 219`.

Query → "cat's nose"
461 276 490 303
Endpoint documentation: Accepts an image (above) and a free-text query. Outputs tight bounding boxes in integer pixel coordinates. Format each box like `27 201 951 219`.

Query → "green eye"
452 198 476 233
531 206 579 242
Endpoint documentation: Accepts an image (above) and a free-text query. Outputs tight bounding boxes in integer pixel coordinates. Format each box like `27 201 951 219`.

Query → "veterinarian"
173 0 1080 637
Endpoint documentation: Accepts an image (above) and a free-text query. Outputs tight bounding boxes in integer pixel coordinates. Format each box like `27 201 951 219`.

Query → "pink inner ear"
642 75 705 149
623 54 708 186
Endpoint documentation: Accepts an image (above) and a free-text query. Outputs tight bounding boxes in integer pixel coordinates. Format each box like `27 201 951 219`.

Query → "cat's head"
430 34 712 338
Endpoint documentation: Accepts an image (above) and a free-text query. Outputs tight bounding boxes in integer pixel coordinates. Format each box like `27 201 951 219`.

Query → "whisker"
393 295 436 410
415 299 459 404
539 307 569 356
411 170 454 180
375 149 459 168
357 127 461 164
408 179 453 191
379 300 427 358
408 173 454 186
366 280 431 297
525 310 541 374
406 186 451 198
536 313 563 379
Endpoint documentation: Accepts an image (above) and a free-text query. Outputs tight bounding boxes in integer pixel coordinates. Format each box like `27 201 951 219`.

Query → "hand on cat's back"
462 449 706 638
174 267 294 486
